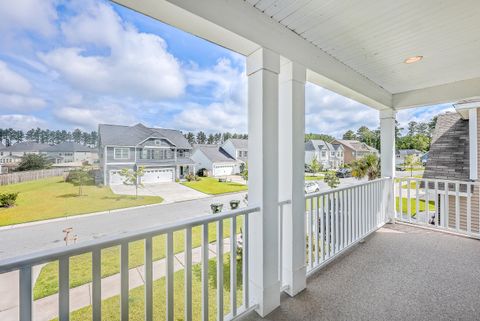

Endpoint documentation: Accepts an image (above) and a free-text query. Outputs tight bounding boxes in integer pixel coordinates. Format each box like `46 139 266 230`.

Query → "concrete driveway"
110 182 208 203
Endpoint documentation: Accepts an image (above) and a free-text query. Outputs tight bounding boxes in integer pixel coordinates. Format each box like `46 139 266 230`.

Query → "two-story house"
396 149 423 166
332 139 379 164
191 138 247 176
305 140 344 170
42 142 99 165
99 123 194 185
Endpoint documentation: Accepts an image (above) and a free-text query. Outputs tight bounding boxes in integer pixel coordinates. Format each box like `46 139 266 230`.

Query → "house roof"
396 149 422 155
305 140 343 152
194 145 237 163
227 138 248 149
42 142 96 153
333 139 377 153
423 112 470 182
1 142 49 152
0 142 4 149
99 123 192 149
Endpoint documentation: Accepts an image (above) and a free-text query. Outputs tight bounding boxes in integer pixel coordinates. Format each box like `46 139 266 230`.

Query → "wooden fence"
0 168 73 186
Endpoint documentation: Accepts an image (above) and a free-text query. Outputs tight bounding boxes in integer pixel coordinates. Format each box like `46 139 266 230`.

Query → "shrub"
0 192 19 207
16 154 51 171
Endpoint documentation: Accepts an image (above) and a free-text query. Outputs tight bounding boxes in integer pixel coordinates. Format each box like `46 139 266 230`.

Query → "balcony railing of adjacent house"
395 177 480 239
0 178 395 321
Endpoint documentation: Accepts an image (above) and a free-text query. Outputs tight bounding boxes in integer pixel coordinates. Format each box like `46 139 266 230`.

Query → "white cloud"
54 104 138 130
40 0 185 100
0 114 46 130
0 61 32 94
0 93 46 111
397 104 454 132
170 58 247 133
0 0 57 36
305 83 379 137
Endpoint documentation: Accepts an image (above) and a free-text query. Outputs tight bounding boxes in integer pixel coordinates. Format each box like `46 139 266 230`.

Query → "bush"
16 154 51 171
0 192 19 208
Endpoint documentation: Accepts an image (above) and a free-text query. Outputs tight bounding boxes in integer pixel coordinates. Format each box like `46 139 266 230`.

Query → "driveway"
110 182 208 203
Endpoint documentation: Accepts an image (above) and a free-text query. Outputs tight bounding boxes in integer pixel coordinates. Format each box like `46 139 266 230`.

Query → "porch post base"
283 265 307 297
251 280 281 317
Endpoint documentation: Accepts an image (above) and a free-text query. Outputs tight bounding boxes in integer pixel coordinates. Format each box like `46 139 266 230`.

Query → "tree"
69 166 92 196
207 134 215 144
72 129 82 143
324 171 340 189
404 154 421 177
310 157 321 174
119 166 145 199
351 154 380 181
241 162 248 182
196 131 207 144
185 132 196 145
305 133 335 143
17 154 50 171
407 121 418 136
342 130 356 140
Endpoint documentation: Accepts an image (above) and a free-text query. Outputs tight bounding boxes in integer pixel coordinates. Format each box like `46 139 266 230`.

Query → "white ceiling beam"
112 0 393 110
393 77 480 109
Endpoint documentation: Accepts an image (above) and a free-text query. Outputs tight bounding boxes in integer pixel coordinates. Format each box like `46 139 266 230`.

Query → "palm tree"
351 154 380 181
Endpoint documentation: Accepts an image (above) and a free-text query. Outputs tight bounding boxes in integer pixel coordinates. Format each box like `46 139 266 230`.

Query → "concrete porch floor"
242 224 480 321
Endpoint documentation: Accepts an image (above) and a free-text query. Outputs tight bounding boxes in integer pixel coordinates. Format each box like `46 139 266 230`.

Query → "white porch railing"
0 206 260 321
305 178 392 275
395 177 480 238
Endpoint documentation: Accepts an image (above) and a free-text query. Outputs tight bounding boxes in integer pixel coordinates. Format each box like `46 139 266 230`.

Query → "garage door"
213 164 234 176
142 168 174 183
109 170 125 185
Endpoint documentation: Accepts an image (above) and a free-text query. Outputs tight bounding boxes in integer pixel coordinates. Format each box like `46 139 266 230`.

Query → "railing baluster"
308 198 313 268
278 203 283 285
445 182 450 229
166 232 174 321
415 180 420 223
320 195 325 262
92 249 102 321
455 182 460 231
19 266 32 321
185 228 193 321
243 214 249 309
202 224 209 321
120 243 129 321
216 220 224 321
326 193 331 258
334 192 339 253
59 256 70 321
230 217 237 318
425 180 430 225
340 190 344 250
407 179 411 222
434 181 439 227
467 183 472 235
314 196 319 266
144 237 153 321
398 180 403 220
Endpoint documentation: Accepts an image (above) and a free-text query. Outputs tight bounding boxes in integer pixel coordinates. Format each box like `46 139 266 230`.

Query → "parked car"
305 182 320 194
396 165 406 171
305 164 313 173
336 168 351 178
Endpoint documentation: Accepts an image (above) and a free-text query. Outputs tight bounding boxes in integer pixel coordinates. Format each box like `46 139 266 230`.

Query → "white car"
305 182 320 194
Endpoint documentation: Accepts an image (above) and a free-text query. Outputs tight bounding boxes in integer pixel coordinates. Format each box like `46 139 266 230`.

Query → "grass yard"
395 197 435 216
51 255 243 321
34 218 242 300
305 175 325 181
0 177 162 226
182 177 247 195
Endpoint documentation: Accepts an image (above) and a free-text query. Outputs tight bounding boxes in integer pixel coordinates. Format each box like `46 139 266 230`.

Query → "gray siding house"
99 123 195 185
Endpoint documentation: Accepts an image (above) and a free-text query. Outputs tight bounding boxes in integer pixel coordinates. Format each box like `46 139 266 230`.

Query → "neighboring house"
423 102 479 229
191 144 240 176
42 142 98 165
305 140 344 170
99 123 195 185
222 138 248 164
420 152 429 165
332 139 379 164
396 149 423 166
0 142 50 162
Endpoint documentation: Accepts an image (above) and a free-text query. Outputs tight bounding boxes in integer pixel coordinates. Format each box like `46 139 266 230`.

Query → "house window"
141 148 168 160
114 148 130 160
331 152 335 156
322 151 326 157
244 151 248 157
178 150 185 158
154 140 161 146
238 151 242 158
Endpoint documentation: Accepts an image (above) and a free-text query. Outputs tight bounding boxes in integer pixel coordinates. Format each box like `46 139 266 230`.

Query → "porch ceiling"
113 0 480 109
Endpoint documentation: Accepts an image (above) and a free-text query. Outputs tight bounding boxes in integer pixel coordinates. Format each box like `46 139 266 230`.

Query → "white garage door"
109 170 125 185
213 164 234 176
142 168 174 183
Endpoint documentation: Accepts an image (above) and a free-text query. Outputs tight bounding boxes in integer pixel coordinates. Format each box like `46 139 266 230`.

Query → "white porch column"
278 59 306 296
380 109 396 221
247 47 281 317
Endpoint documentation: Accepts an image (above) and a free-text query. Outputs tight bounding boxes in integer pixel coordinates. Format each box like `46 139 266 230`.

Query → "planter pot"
229 200 240 210
210 203 223 214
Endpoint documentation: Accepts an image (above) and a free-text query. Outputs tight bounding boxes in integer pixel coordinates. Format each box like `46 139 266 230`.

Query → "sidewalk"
0 238 234 321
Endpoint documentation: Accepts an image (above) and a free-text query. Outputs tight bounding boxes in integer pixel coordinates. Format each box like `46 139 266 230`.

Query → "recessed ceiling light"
404 56 423 64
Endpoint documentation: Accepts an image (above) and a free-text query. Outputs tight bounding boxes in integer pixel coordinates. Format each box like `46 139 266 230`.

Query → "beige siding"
447 188 480 233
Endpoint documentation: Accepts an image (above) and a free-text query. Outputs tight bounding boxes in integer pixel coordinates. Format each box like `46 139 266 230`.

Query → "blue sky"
0 0 454 137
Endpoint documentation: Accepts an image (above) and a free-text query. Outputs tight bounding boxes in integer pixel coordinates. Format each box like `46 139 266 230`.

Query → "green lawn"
395 197 435 216
52 255 243 321
182 177 247 195
305 175 324 181
34 218 242 300
0 177 162 227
